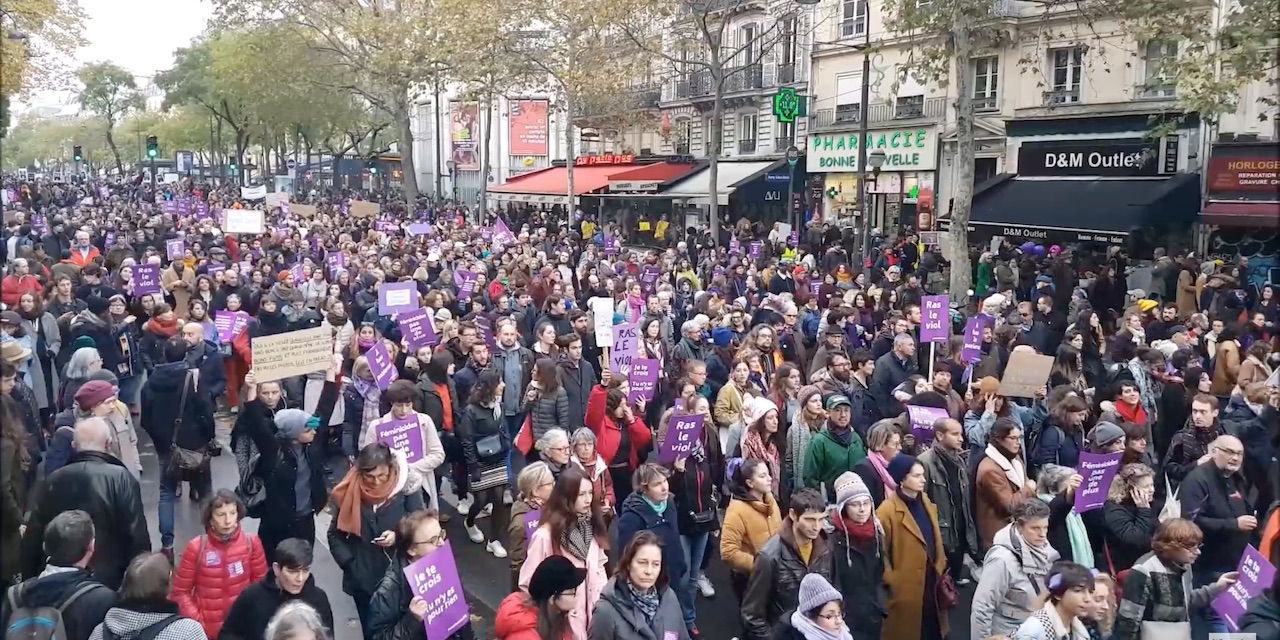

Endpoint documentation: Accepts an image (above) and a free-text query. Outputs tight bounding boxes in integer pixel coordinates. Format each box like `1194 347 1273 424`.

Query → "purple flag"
134 265 161 295
374 416 425 463
1073 452 1123 512
403 542 469 639
399 309 439 350
378 281 420 316
919 295 949 344
659 414 705 463
628 358 658 403
1212 545 1277 631
906 405 950 446
367 341 397 391
610 323 637 376
166 238 185 260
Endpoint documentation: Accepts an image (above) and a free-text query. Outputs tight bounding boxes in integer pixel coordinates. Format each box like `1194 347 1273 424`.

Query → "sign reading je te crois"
807 128 937 173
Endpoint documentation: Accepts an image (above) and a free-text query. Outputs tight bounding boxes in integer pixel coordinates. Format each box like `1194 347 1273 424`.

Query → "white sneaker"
465 524 484 543
486 540 508 558
696 575 715 598
456 496 473 515
475 503 493 520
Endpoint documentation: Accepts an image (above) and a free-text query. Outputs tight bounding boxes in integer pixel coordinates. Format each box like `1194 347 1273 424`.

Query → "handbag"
166 371 211 476
936 573 959 609
475 434 503 459
470 465 507 492
1158 474 1180 522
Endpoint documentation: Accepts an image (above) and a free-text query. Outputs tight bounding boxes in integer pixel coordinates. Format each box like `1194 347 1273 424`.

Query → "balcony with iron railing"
672 64 764 101
810 96 947 130
1043 87 1081 106
774 135 795 150
776 62 799 85
738 138 757 153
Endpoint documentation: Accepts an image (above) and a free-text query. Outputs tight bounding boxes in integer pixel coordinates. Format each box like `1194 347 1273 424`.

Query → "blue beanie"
274 409 312 440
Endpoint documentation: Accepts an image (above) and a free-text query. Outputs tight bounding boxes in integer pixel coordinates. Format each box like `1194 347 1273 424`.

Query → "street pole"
785 144 799 239
150 157 156 186
855 18 872 265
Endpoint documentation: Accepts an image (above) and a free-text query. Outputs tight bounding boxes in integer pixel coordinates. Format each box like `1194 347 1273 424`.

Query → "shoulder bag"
167 370 211 477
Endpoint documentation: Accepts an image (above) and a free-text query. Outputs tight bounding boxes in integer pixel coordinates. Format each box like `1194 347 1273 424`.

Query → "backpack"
4 582 103 640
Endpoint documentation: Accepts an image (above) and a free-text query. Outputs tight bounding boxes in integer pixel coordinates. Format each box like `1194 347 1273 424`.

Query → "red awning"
606 162 700 183
1201 201 1280 228
489 165 638 204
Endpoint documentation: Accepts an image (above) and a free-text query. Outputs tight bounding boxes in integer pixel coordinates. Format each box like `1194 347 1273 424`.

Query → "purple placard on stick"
628 358 658 403
379 281 420 316
919 295 949 344
454 270 477 301
403 542 469 639
748 240 763 261
475 315 495 349
399 309 439 350
166 238 185 260
1212 545 1277 631
214 312 235 344
134 265 161 295
326 252 346 275
374 416 425 463
610 323 637 376
960 315 991 362
906 405 950 446
659 414 706 463
1073 451 1123 512
808 279 821 297
523 510 541 543
603 235 618 255
639 265 660 295
367 341 398 391
788 230 799 247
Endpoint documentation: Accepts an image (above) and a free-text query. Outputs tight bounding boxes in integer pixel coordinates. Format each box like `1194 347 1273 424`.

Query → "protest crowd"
1 174 1279 640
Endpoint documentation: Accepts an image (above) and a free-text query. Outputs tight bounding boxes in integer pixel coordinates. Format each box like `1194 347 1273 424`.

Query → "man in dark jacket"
557 333 597 430
20 420 150 590
869 333 918 418
181 321 227 404
741 489 834 640
917 418 979 581
3 510 117 640
454 341 490 405
141 337 216 556
218 539 334 640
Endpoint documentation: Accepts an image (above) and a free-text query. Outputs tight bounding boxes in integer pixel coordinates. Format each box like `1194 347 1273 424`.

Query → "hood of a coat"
148 361 192 393
493 592 540 638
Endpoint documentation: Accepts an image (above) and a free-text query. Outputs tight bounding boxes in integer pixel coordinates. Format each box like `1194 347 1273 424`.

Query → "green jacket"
803 427 867 499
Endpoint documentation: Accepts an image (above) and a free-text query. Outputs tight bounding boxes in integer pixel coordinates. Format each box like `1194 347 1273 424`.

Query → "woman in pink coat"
519 466 609 639
169 490 268 639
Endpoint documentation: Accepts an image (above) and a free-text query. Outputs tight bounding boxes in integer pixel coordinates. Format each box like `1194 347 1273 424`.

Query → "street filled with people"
1 175 1279 640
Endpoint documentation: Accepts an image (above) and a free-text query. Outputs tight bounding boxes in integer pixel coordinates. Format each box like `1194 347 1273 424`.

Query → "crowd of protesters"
0 172 1279 640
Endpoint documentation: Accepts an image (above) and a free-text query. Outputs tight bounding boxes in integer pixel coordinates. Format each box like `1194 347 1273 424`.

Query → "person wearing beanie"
827 472 885 639
785 385 826 501
494 556 584 640
741 488 833 640
45 379 122 475
741 396 781 494
773 573 853 640
237 361 339 565
1088 420 1127 453
877 454 948 640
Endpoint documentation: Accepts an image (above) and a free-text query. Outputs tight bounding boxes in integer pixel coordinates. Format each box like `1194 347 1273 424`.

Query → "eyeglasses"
412 531 447 547
1214 446 1244 458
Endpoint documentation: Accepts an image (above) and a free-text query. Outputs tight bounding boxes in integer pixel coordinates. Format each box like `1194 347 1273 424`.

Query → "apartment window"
841 0 867 38
676 119 692 155
1142 41 1177 98
739 25 759 66
703 116 719 155
895 95 924 118
972 56 999 112
739 114 758 153
835 72 863 123
1047 47 1083 104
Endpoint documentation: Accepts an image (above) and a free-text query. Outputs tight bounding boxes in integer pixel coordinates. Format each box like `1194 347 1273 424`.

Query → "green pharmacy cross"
773 88 800 124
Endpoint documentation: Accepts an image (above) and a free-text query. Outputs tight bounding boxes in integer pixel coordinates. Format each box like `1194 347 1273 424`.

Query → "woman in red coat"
169 489 269 639
585 369 652 507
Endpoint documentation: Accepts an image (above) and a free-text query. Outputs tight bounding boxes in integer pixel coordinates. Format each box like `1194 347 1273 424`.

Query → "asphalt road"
143 421 977 640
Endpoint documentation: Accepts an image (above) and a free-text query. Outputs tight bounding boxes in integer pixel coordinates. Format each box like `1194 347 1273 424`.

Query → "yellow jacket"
719 492 783 574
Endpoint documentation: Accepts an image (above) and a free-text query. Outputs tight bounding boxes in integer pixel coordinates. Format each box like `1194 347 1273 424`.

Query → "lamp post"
863 148 886 259
445 160 458 204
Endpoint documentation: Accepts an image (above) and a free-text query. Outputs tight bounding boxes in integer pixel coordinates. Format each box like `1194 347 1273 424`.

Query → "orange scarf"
330 465 400 536
435 383 454 432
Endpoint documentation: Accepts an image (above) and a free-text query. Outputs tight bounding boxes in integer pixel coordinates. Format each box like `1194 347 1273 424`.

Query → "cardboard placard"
997 351 1055 398
250 326 332 382
350 200 380 218
291 203 318 218
225 209 265 234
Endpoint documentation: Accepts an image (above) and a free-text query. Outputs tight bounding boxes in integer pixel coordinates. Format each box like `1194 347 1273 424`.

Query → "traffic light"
366 157 378 175
146 135 158 159
73 145 83 162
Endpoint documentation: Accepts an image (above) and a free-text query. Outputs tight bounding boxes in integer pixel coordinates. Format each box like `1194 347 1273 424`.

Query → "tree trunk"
392 91 420 205
235 129 249 185
564 91 576 219
708 77 724 247
480 91 494 214
947 20 976 304
434 80 444 200
105 124 124 177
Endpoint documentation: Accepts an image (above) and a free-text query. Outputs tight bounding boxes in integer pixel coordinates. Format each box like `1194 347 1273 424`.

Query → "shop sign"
764 172 790 183
1206 144 1280 200
609 180 660 192
1017 139 1160 177
576 154 634 166
764 190 783 201
807 128 937 173
939 218 1127 245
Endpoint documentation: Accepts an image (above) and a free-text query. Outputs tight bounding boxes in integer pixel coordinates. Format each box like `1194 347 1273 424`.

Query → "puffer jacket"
740 523 833 640
614 493 686 581
88 600 206 640
367 553 474 640
587 577 689 640
522 383 569 443
169 526 269 639
494 591 563 640
970 522 1060 640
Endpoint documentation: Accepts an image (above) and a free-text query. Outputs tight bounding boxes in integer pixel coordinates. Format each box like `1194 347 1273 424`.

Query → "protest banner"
379 281 420 315
454 270 477 301
906 405 950 446
961 314 991 362
1212 544 1277 631
999 351 1055 398
374 416 425 463
225 209 265 234
919 295 949 343
1073 452 1123 512
291 203 318 218
611 323 637 375
403 542 469 639
240 185 267 200
133 265 161 295
590 298 615 347
214 312 235 344
367 341 397 391
350 200 380 218
265 192 289 207
629 359 658 403
399 309 439 350
166 239 185 260
251 326 332 382
407 223 432 236
660 414 706 463
523 510 540 543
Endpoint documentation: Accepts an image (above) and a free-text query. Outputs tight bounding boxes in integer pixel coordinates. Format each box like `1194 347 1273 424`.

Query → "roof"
662 160 786 205
488 165 640 204
967 173 1201 235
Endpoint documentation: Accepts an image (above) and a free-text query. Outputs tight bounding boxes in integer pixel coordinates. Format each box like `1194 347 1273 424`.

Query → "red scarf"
146 315 179 338
833 514 876 544
1113 400 1146 425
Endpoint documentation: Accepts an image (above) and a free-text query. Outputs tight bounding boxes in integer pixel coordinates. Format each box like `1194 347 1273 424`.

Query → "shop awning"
1201 201 1280 229
946 173 1200 244
488 165 640 205
662 159 784 205
605 162 702 193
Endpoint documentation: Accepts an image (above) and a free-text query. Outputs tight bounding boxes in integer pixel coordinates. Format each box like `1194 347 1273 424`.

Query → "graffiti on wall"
1207 228 1280 295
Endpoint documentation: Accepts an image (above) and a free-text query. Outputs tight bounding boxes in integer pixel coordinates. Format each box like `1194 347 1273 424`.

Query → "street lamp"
862 148 886 258
445 160 457 203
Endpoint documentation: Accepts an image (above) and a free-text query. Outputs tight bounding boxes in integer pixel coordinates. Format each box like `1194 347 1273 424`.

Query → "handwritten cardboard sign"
998 351 1055 398
250 326 332 382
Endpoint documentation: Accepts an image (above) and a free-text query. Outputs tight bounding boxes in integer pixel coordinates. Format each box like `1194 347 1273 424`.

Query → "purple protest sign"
1212 545 1277 630
289 263 306 284
375 220 399 234
134 265 161 295
1073 452 1123 512
628 358 658 403
374 416 425 463
454 270 477 301
166 238 185 260
31 215 47 235
919 295 949 344
748 240 762 261
238 260 253 274
206 263 225 277
104 232 116 248
906 405 950 446
326 252 346 275
479 226 493 241
406 223 432 236
399 309 439 350
475 315 495 349
788 229 799 247
960 316 988 362
610 323 637 376
729 237 740 254
379 281 420 316
214 312 235 344
98 186 109 199
659 414 706 463
639 265 660 295
603 235 618 255
808 279 821 297
523 510 541 543
494 218 516 242
230 311 250 340
367 341 398 391
403 542 469 639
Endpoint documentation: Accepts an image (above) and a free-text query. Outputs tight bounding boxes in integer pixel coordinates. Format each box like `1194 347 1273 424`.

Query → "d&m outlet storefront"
942 119 1200 253
807 126 938 234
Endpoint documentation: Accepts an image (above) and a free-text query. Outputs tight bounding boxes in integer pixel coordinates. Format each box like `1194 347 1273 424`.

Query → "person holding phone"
586 368 651 507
